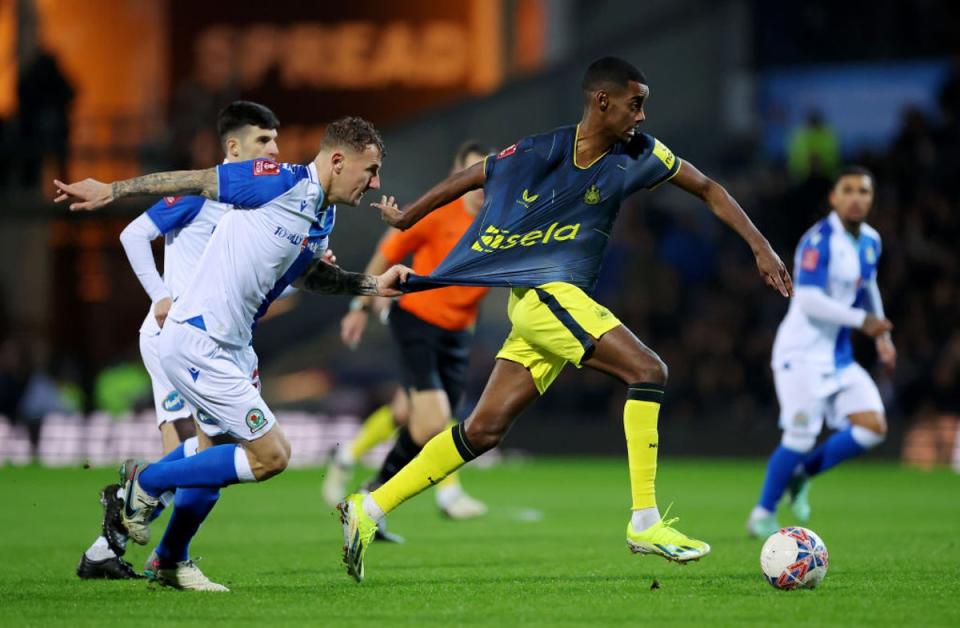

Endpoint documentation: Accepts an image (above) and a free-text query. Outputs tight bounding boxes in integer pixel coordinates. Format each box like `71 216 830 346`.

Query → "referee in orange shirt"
326 141 491 521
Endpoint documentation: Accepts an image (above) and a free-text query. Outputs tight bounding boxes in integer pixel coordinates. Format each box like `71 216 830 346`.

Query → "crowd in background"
539 70 960 463
2 50 958 465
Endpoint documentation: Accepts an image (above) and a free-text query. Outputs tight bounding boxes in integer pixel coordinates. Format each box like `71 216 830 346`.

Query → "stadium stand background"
1 0 958 465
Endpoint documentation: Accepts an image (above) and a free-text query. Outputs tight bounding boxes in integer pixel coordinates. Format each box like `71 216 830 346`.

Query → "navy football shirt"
405 124 680 292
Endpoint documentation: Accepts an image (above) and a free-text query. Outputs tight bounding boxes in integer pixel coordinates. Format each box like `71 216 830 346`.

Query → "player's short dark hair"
321 116 385 155
835 165 874 184
453 139 490 167
582 57 647 93
217 101 280 145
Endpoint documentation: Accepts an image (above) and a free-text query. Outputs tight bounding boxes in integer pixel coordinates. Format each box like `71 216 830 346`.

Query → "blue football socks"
139 444 240 497
802 428 866 477
145 441 187 520
155 487 221 564
758 445 806 512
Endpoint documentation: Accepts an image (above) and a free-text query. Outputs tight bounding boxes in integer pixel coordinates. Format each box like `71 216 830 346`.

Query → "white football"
760 526 829 590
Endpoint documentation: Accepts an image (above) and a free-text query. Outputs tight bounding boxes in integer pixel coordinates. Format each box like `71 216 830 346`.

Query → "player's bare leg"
363 388 447 493
582 325 667 526
357 384 491 547
785 410 887 523
122 424 281 546
194 428 216 453
400 388 486 519
324 388 406 507
848 411 887 437
408 389 452 444
340 360 538 582
360 381 487 519
380 359 538 491
241 424 291 481
392 389 411 428
460 360 540 451
160 418 197 456
583 324 710 563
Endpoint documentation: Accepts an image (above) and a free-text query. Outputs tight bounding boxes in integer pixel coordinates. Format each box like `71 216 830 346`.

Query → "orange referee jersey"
379 198 489 331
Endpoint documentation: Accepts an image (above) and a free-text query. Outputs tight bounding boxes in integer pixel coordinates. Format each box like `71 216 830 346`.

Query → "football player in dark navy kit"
338 56 792 582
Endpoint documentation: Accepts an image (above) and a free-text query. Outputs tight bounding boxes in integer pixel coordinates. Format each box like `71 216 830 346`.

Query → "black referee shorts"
388 304 473 411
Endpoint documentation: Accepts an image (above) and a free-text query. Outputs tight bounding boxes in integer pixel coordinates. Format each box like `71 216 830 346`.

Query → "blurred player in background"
58 116 410 590
324 141 492 524
326 388 408 508
76 101 281 581
338 56 793 582
747 166 894 538
329 389 410 503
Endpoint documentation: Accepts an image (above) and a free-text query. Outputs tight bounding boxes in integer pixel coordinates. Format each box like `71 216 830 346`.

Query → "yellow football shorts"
496 282 622 394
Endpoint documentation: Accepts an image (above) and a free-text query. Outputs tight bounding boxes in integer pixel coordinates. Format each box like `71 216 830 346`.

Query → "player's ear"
597 90 609 112
330 150 346 175
225 137 239 159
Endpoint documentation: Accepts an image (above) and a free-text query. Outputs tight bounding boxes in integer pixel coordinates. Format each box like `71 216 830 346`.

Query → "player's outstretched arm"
374 161 485 230
294 259 411 297
54 168 218 211
670 160 793 297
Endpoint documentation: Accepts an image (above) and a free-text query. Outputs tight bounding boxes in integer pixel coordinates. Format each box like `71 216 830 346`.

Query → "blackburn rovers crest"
246 408 268 433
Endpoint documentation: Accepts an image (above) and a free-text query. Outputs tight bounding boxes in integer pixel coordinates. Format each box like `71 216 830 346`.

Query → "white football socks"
234 446 256 482
362 493 385 522
435 485 464 510
335 444 354 467
631 507 661 532
84 536 116 561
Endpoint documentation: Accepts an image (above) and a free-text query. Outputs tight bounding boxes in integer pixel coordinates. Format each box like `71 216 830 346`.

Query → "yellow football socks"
372 423 477 514
624 384 665 510
350 404 397 461
436 420 463 490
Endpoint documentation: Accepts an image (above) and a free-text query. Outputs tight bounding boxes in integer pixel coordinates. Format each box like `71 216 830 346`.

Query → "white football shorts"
139 331 191 426
774 360 884 440
157 319 274 441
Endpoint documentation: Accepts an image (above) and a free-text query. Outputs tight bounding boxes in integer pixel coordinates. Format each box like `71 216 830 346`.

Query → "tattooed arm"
293 259 411 297
54 168 218 211
294 260 378 295
111 169 218 201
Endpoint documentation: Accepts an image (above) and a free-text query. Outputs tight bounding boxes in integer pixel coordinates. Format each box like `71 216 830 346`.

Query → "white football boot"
156 560 229 592
437 488 488 520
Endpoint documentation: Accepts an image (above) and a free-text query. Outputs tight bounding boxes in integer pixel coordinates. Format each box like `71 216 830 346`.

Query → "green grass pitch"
2 459 958 626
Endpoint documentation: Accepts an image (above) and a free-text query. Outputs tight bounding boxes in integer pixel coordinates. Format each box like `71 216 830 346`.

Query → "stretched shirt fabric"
404 125 681 293
169 159 335 348
772 211 883 370
379 197 489 331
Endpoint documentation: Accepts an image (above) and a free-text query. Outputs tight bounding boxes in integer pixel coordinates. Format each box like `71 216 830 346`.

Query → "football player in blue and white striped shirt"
58 116 409 590
748 166 895 538
77 101 283 582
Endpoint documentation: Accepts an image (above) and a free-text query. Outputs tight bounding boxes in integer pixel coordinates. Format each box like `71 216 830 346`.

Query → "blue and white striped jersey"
772 211 883 370
137 195 229 336
168 159 335 347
